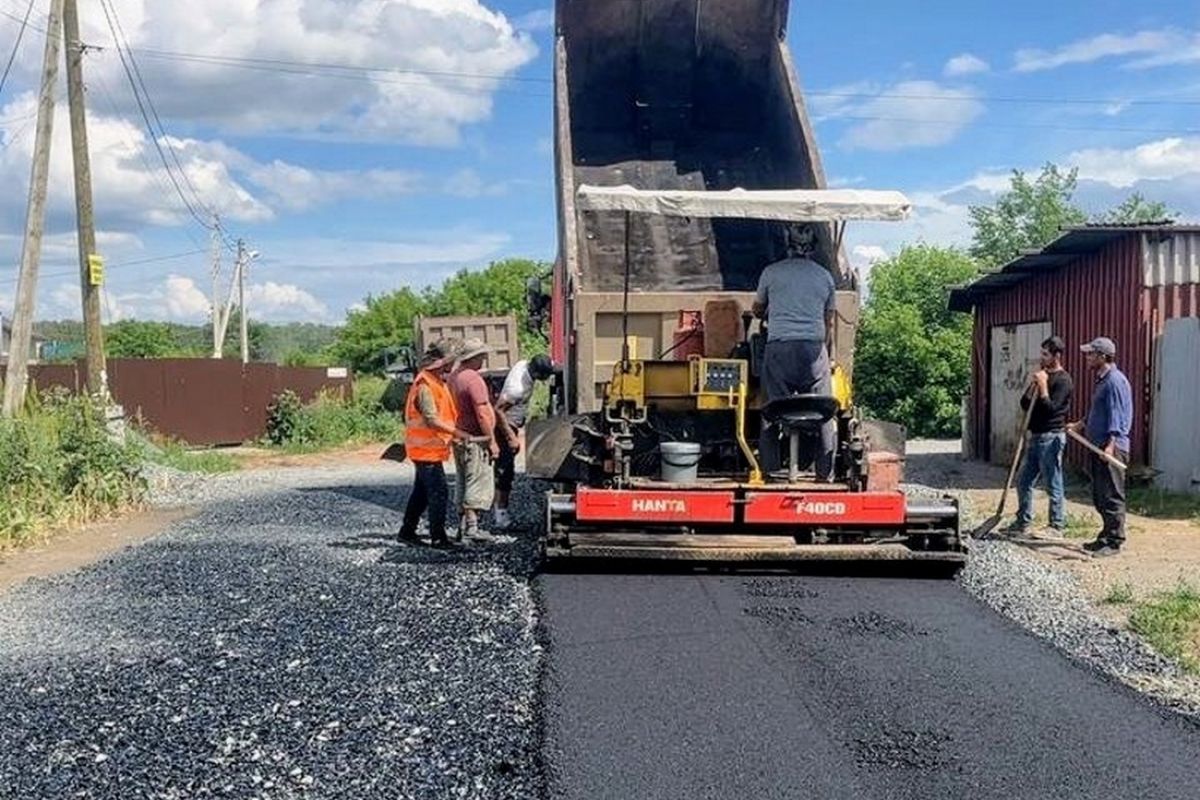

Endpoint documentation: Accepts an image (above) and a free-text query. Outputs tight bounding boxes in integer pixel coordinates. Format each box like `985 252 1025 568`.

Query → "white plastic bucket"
660 441 702 484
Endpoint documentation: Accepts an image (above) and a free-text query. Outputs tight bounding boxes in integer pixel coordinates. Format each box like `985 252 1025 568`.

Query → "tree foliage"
969 164 1087 268
855 245 981 438
105 321 180 359
331 258 550 374
1095 192 1175 225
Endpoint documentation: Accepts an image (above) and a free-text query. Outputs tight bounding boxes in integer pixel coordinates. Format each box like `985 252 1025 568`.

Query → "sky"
0 0 1197 325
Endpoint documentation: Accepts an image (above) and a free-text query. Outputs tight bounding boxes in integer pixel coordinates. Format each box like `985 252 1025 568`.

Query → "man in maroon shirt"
449 339 500 542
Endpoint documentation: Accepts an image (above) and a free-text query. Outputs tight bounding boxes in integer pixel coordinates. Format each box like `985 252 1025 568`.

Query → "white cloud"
245 281 329 321
69 0 539 145
1126 32 1200 69
944 53 990 77
0 94 425 236
851 245 889 266
1063 137 1200 188
243 160 420 212
827 80 985 151
443 168 508 197
1014 29 1188 72
163 275 212 319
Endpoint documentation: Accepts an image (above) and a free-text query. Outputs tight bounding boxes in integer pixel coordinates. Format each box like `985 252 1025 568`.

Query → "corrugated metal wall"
1143 231 1200 288
970 236 1147 467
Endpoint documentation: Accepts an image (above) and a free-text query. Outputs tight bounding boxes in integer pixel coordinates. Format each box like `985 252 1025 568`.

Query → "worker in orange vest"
399 339 466 549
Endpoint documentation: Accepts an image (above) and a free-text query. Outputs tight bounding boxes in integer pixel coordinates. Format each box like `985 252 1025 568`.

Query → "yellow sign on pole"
87 253 104 286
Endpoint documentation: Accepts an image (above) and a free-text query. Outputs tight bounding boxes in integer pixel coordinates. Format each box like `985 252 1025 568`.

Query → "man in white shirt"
493 354 554 529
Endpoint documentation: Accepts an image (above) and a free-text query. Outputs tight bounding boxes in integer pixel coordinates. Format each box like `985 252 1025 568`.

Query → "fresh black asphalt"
539 572 1200 800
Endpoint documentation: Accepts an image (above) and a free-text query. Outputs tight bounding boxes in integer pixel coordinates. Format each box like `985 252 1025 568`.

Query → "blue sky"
0 0 1197 324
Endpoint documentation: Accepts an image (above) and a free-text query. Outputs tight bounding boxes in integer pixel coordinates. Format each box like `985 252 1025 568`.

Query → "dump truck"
524 0 965 564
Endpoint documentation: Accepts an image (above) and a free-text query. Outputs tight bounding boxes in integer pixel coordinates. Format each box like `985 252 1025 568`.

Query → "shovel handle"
1067 429 1127 471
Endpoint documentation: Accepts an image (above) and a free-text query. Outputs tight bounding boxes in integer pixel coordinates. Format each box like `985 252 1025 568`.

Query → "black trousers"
400 461 449 542
495 430 519 494
1090 450 1128 544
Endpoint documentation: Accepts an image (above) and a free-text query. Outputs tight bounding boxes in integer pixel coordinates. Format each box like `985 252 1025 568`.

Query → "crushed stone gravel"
0 463 547 799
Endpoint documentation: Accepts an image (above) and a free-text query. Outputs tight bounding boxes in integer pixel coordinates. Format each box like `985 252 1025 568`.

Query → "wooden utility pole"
63 0 105 398
210 214 222 357
238 239 249 364
2 0 65 417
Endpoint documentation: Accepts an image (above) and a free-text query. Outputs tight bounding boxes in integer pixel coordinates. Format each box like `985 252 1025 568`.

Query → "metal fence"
28 359 354 446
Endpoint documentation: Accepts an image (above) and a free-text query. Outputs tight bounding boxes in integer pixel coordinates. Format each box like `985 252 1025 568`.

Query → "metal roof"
948 224 1200 312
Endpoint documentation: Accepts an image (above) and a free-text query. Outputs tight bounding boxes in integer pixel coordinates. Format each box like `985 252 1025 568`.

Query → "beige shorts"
453 441 495 511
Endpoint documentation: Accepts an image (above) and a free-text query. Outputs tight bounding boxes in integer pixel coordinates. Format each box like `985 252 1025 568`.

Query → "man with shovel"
1003 336 1073 537
1070 336 1132 557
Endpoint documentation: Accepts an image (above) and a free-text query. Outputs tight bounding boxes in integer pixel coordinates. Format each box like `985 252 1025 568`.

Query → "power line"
0 6 45 36
832 114 1200 136
102 1 215 227
0 0 33 97
1 249 209 286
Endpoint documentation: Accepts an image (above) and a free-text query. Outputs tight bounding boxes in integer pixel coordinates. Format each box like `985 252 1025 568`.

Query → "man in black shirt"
1006 335 1074 536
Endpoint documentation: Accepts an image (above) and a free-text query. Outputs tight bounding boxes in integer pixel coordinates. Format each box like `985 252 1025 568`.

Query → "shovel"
1066 429 1127 471
971 388 1037 539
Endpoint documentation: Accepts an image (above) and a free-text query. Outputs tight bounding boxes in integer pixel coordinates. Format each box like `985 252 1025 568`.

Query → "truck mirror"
526 276 551 332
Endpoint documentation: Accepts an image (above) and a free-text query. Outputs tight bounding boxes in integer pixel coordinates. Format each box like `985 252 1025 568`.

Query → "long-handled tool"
971 388 1037 539
1067 429 1127 471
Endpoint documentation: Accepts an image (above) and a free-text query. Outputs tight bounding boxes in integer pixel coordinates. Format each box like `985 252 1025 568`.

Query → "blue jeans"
1017 432 1066 529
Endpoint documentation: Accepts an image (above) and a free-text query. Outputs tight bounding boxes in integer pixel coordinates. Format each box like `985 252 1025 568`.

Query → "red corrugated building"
949 224 1200 491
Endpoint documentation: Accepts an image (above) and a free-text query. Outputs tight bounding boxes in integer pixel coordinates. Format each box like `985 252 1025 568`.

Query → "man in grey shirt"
752 226 837 480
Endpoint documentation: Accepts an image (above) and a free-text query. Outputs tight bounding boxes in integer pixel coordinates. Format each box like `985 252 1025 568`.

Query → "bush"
265 379 403 452
0 393 146 544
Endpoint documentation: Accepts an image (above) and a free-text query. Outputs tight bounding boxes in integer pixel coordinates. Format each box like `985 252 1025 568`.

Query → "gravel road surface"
0 464 543 799
540 570 1200 800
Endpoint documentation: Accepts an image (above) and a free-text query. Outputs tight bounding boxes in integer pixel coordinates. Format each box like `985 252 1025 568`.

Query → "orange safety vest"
404 370 457 462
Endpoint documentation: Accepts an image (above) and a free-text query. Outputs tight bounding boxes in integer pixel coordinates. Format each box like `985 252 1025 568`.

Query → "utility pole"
210 214 222 357
238 239 249 364
2 0 65 417
63 0 105 398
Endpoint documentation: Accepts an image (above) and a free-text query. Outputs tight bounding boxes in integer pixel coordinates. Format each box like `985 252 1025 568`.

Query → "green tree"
1096 192 1175 225
855 245 982 438
329 287 426 374
104 320 179 358
423 258 550 355
969 164 1087 268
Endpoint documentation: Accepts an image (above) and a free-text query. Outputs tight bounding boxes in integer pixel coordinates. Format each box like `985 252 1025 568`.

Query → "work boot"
999 520 1030 538
429 538 457 551
1090 543 1122 558
397 529 421 546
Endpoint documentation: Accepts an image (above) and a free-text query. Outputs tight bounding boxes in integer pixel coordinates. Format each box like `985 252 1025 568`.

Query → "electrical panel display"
695 359 747 394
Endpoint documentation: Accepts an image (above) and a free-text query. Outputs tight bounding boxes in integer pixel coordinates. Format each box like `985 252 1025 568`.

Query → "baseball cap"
1080 336 1116 356
420 338 454 368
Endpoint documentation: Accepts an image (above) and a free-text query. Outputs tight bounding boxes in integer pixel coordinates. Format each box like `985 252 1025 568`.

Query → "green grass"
265 377 403 454
1102 582 1135 605
1126 486 1200 524
1 392 145 545
1062 511 1099 539
148 439 240 474
1129 584 1200 674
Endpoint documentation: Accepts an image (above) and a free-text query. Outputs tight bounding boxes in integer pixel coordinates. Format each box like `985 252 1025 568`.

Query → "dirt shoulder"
226 442 393 470
0 508 192 593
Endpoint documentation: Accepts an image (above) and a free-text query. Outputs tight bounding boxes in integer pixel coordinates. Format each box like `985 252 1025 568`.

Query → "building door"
989 321 1051 465
1152 318 1200 493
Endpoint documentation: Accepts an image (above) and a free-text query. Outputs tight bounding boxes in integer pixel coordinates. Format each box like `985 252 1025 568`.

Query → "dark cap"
1080 336 1116 357
529 354 554 380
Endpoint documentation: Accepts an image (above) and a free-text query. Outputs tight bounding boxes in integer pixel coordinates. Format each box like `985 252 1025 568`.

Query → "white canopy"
575 184 912 222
